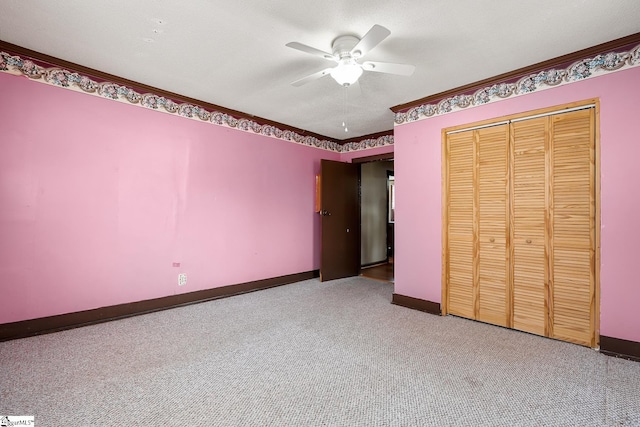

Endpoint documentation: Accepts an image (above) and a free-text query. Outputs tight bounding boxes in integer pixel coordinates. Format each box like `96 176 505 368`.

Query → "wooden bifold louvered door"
442 102 598 348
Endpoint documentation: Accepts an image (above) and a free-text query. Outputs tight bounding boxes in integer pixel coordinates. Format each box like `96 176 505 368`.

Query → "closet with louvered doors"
442 100 599 348
443 123 510 328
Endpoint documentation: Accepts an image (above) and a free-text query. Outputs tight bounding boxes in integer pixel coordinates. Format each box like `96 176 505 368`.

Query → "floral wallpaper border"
0 51 393 153
394 43 640 125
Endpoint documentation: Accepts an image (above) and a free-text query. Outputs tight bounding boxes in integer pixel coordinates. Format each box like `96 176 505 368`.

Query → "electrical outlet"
178 273 187 286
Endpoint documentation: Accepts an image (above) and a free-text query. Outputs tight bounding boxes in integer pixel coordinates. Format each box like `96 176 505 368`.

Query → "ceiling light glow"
330 59 363 86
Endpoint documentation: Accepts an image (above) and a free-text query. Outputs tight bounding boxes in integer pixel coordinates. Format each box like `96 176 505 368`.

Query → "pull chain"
343 84 349 133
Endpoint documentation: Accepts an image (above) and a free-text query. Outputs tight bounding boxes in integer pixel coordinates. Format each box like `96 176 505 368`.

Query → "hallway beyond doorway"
361 262 394 283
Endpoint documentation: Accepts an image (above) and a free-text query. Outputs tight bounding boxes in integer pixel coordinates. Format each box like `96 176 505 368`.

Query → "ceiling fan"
286 24 415 87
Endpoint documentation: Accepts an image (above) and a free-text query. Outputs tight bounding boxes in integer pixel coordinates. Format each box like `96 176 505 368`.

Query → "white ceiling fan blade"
350 24 391 58
286 42 337 61
362 61 415 76
291 68 334 86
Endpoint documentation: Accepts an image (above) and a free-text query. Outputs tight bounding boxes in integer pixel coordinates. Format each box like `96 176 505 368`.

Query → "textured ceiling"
1 1 639 140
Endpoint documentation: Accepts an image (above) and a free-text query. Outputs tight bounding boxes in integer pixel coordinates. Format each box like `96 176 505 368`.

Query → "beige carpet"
1 276 639 426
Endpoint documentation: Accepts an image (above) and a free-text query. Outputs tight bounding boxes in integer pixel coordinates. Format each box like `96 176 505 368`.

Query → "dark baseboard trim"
391 293 441 315
0 270 320 342
600 335 640 362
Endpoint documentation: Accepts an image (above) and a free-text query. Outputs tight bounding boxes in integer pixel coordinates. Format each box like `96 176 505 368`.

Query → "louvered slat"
446 131 475 319
511 117 547 336
477 125 510 327
550 109 595 346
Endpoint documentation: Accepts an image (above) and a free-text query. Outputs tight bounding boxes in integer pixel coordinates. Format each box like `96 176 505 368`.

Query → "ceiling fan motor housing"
332 35 361 59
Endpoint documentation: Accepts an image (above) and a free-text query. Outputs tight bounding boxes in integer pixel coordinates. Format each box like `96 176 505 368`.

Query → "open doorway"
318 153 394 283
358 158 394 283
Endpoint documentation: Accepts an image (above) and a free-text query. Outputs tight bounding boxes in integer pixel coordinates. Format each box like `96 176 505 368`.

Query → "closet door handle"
489 238 495 243
526 239 532 244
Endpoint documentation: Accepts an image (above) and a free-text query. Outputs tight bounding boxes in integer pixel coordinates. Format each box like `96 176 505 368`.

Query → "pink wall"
0 72 340 324
394 66 640 343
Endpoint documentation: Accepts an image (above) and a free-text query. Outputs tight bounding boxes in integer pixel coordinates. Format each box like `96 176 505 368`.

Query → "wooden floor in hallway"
360 262 394 283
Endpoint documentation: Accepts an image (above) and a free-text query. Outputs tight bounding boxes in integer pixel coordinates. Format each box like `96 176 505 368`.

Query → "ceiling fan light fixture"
330 60 363 86
287 25 414 88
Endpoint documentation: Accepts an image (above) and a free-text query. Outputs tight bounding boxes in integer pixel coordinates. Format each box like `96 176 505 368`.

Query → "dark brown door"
320 159 360 281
